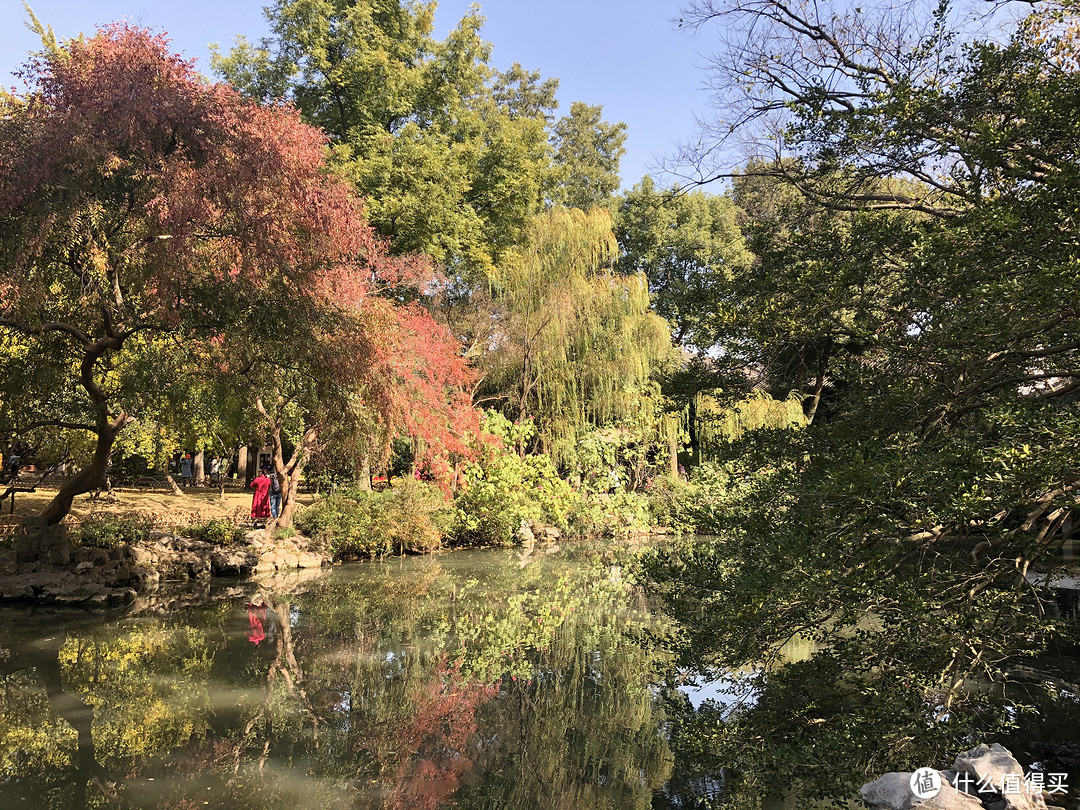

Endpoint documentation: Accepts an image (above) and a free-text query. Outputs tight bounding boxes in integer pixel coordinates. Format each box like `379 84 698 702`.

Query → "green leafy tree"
646 0 1080 799
476 207 676 465
551 101 628 210
0 23 479 526
614 175 751 349
213 0 556 279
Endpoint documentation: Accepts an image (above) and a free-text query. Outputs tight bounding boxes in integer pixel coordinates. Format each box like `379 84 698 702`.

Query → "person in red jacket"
250 467 272 522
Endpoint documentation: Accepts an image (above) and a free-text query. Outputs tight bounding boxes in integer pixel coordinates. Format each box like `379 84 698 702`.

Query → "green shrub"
567 490 654 537
72 514 153 548
651 461 778 535
178 519 246 547
295 479 451 559
450 411 671 544
452 442 578 546
643 474 689 532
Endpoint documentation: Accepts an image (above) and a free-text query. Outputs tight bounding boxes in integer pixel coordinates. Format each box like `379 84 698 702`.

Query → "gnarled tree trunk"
256 397 318 529
41 413 131 525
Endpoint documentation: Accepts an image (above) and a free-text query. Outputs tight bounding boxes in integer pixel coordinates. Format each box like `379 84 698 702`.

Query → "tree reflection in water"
0 548 677 810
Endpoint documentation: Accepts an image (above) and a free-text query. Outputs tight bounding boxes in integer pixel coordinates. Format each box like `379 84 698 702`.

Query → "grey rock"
46 539 72 565
13 534 39 563
182 553 209 578
954 744 1046 810
75 561 94 574
0 582 34 600
516 520 535 545
540 525 562 541
210 549 257 577
132 566 159 587
0 553 18 576
129 545 151 563
105 564 137 587
955 743 1022 786
861 772 986 810
110 588 137 604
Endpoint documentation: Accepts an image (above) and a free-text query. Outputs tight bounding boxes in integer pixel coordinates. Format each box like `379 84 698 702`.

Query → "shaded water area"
2 543 1078 809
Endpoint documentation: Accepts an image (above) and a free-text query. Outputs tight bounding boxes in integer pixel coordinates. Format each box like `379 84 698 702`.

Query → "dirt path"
0 487 319 529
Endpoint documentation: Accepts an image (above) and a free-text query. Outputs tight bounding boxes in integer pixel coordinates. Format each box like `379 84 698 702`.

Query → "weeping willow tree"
478 207 675 465
693 390 806 462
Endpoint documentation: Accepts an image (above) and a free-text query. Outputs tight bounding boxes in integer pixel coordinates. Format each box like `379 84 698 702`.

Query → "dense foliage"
643 0 1080 800
477 208 676 465
295 479 451 557
3 1 1080 804
0 23 479 525
213 0 628 280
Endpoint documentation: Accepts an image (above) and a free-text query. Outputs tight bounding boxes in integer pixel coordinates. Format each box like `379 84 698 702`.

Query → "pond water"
1 543 1077 810
0 544 686 810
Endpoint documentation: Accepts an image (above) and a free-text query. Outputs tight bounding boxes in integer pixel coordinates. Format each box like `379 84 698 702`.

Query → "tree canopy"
213 1 631 280
476 207 675 465
614 176 750 351
645 0 1080 796
0 23 477 524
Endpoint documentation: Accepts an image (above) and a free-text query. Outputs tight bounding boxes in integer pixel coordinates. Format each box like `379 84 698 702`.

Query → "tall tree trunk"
357 451 372 492
193 450 204 485
256 397 317 529
688 394 700 464
237 444 249 481
158 457 184 501
162 464 184 496
668 415 679 478
275 425 316 528
40 413 130 525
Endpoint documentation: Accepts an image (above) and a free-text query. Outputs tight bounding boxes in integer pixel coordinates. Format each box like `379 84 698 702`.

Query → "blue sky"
1 0 716 190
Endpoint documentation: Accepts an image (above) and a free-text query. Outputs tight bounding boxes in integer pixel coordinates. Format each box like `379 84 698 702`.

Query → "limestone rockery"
861 743 1067 810
0 519 330 606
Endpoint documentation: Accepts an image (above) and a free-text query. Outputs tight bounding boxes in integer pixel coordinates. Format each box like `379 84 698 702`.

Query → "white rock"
954 744 1047 810
861 772 986 810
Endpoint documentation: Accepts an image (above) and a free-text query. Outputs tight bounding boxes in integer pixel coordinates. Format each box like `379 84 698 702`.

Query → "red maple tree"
0 24 477 524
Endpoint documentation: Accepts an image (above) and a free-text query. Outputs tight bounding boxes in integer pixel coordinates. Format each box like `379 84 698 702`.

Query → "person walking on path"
209 456 221 485
250 467 272 522
180 454 193 487
268 469 282 519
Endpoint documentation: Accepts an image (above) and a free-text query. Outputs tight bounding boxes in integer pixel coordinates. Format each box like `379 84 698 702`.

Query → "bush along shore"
0 466 688 605
0 428 750 606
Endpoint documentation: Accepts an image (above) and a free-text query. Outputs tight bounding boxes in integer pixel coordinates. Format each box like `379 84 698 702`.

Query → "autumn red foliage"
374 658 498 810
0 24 479 523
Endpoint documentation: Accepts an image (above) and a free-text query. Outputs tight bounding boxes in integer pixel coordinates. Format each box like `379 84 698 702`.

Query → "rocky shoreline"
0 519 330 606
862 743 1067 810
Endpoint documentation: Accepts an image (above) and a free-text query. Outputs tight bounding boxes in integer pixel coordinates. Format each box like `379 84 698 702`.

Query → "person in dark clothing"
268 470 282 519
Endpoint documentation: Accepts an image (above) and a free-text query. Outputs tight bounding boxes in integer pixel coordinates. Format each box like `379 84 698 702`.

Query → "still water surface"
1 545 686 810
5 544 1075 809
